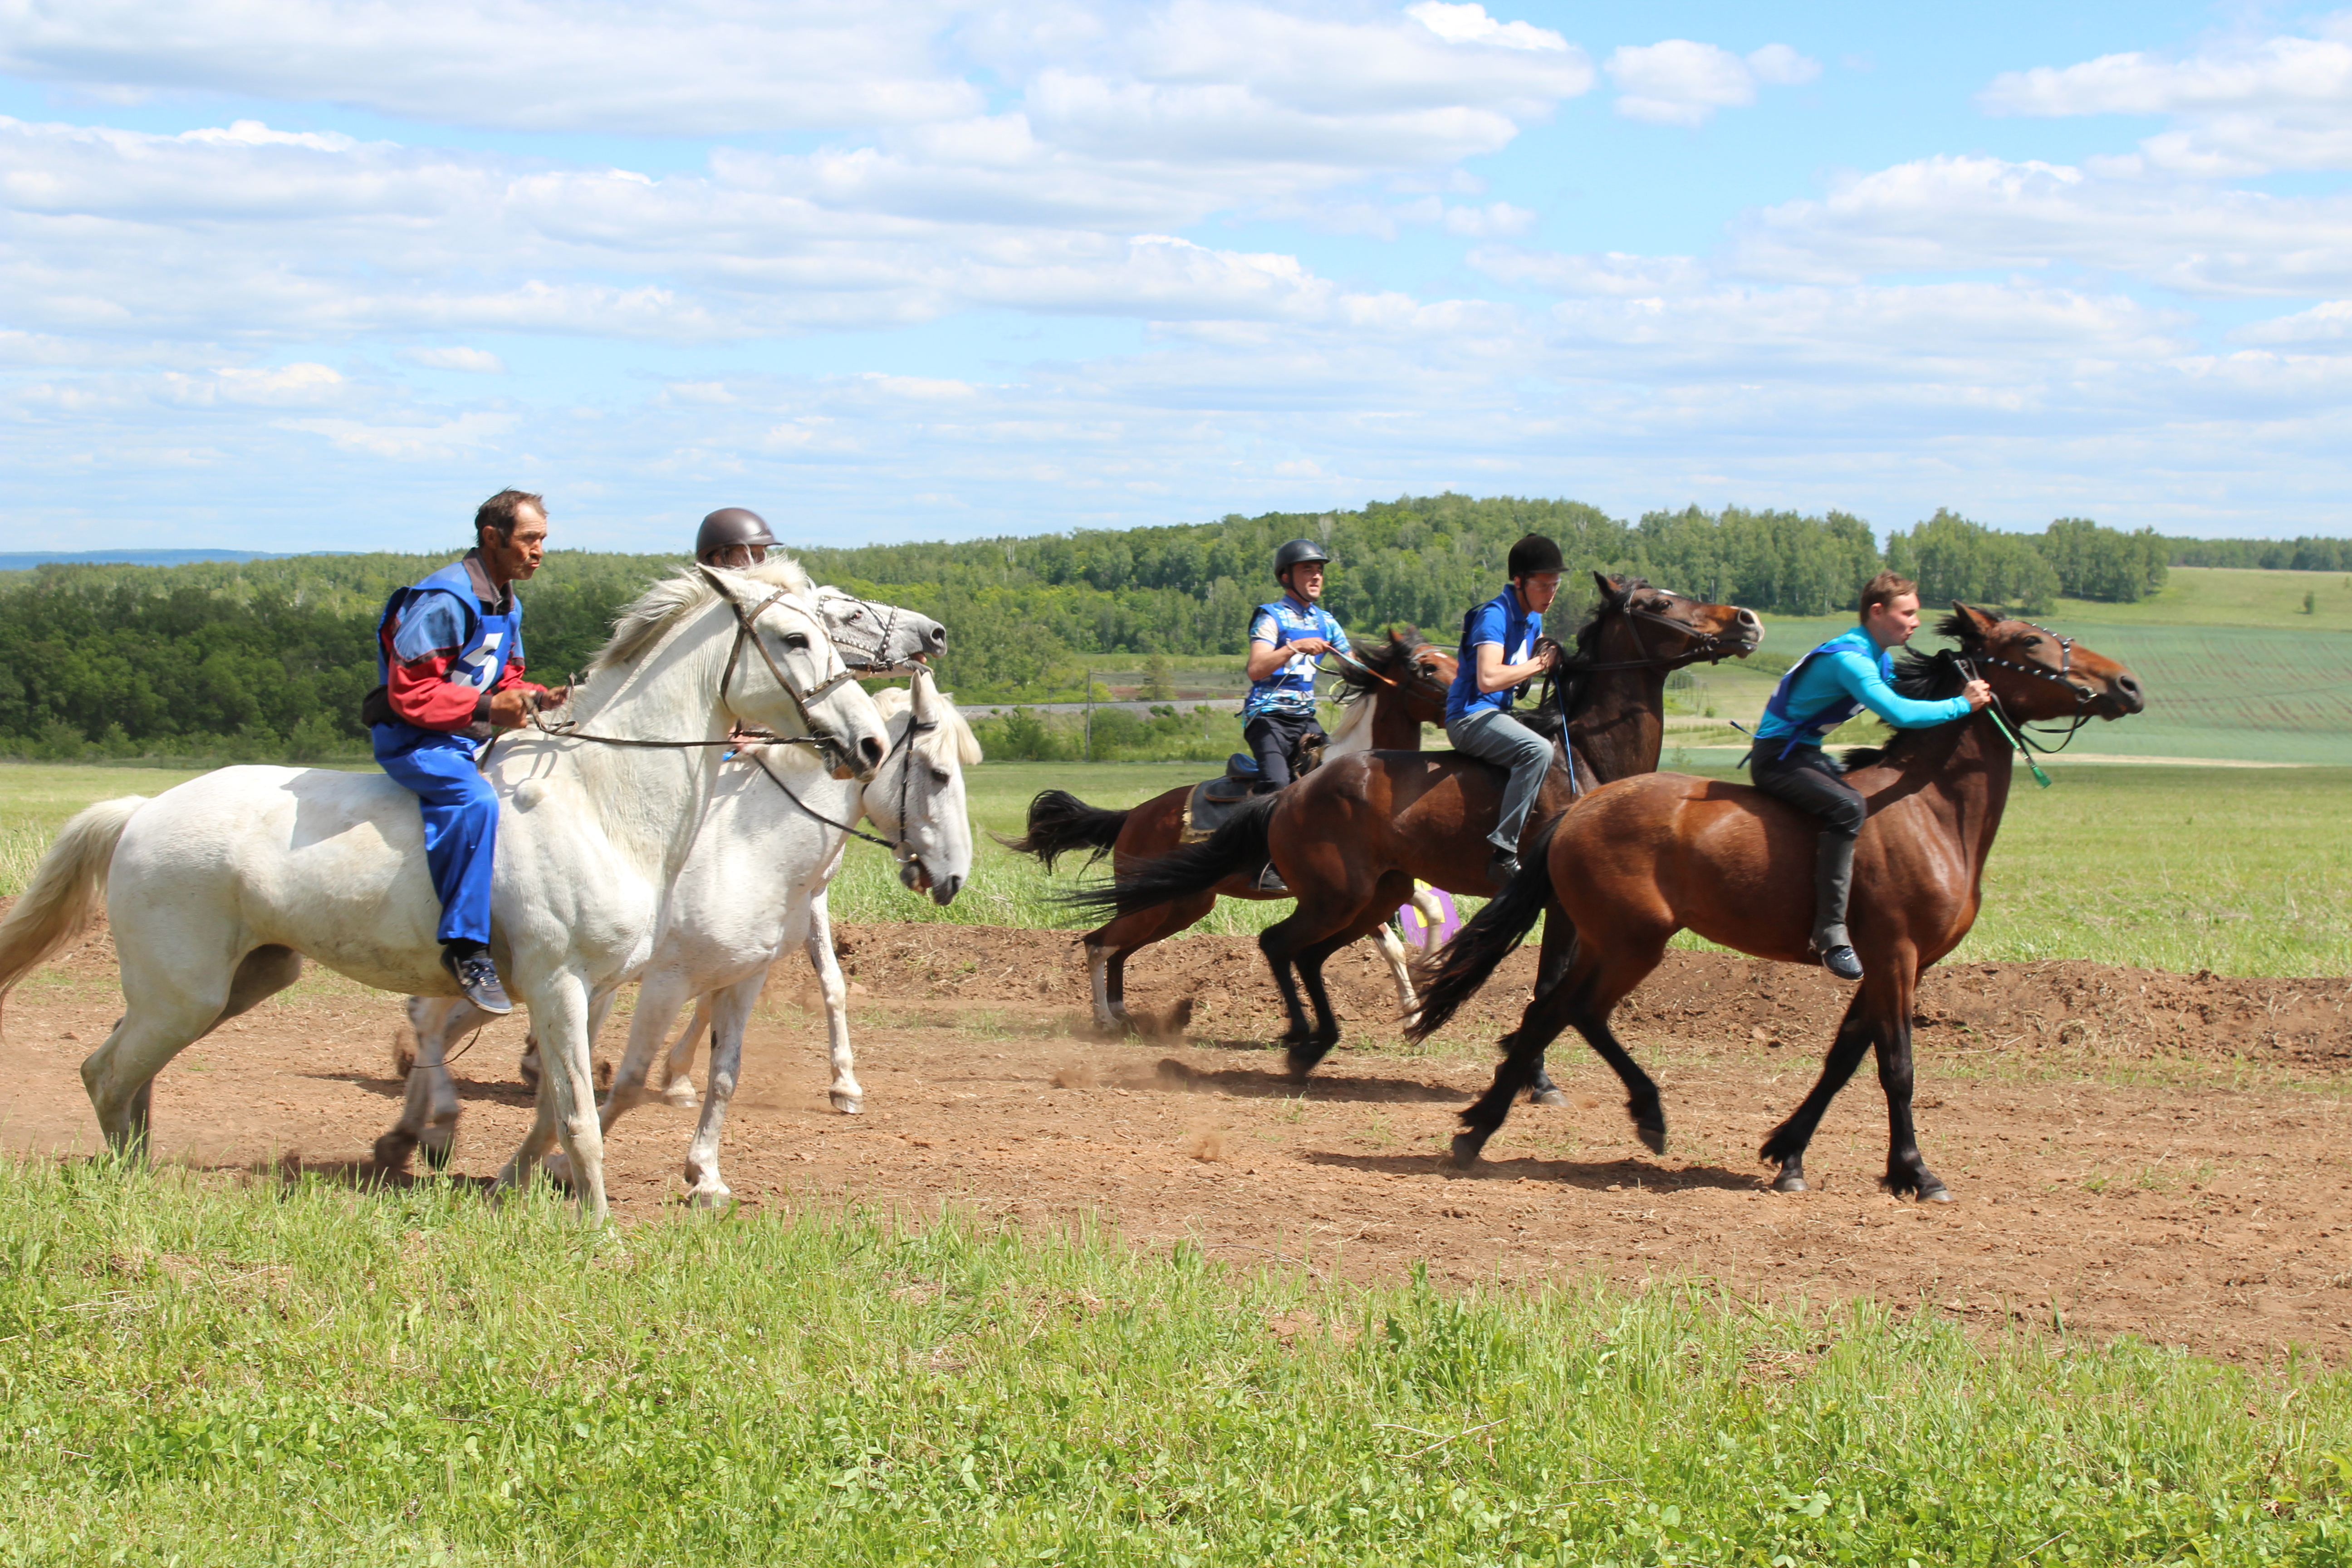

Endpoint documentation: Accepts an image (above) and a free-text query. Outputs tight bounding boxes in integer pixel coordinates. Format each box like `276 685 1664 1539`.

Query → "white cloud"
1731 153 2352 297
1606 40 1819 127
1470 247 1709 296
401 346 506 373
1405 3 1568 54
1980 26 2352 175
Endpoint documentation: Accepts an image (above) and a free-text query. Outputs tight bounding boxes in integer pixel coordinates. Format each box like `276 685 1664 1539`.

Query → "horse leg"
377 995 480 1173
1458 930 1668 1163
83 937 296 1161
496 974 606 1221
1871 965 1947 1201
661 1001 710 1108
1370 921 1419 1017
1290 931 1356 1067
602 970 695 1135
1451 976 1583 1166
1524 906 1575 1108
682 973 761 1206
805 896 860 1112
1257 920 1318 1068
1758 993 1877 1193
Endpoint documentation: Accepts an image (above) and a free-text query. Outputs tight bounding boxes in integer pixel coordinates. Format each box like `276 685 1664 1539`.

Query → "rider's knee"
1823 797 1866 835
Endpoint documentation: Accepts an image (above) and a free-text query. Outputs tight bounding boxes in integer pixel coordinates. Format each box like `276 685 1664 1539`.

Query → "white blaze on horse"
387 668 980 1202
0 560 886 1222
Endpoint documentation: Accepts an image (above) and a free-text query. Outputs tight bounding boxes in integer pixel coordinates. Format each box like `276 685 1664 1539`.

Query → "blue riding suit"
1242 596 1348 789
1750 624 1971 953
371 554 535 948
1444 587 1553 857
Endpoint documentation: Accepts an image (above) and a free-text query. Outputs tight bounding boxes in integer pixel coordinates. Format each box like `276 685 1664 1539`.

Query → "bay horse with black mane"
1006 630 1457 1031
1408 605 2145 1200
1069 573 1762 1075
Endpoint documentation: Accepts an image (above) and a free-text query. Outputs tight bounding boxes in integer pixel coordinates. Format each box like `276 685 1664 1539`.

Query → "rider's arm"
382 594 495 731
1827 649 1972 729
1246 608 1330 681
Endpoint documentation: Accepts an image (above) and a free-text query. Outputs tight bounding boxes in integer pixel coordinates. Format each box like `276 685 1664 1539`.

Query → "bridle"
740 704 944 873
816 587 924 677
1955 619 2097 756
1559 591 1747 675
528 573 865 773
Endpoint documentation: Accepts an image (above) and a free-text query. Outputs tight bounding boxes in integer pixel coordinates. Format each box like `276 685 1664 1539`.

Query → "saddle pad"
1180 777 1258 844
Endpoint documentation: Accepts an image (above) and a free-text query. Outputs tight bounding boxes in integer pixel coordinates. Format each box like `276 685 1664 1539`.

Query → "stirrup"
1254 862 1289 894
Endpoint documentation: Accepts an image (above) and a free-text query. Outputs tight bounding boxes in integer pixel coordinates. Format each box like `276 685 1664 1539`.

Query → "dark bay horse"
1070 574 1762 1074
1409 605 2145 1200
1007 630 1457 1031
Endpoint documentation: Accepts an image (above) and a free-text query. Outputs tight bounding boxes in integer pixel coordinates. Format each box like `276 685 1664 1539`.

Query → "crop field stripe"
2 1158 2348 1565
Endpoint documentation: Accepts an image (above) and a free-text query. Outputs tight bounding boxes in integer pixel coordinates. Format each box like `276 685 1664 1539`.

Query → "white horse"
0 560 887 1221
384 668 979 1197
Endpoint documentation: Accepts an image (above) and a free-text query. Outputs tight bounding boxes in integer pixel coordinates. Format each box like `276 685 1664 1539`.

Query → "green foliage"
1 1159 2347 1565
1885 509 2063 614
2038 518 2170 603
2168 535 2352 572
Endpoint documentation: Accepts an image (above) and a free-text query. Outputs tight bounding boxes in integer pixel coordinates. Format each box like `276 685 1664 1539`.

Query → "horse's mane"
588 557 815 675
1330 628 1429 706
1835 609 1980 771
871 684 984 766
1556 574 1648 668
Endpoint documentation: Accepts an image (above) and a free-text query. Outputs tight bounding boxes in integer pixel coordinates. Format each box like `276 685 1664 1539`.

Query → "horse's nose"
926 624 948 652
931 874 963 906
2113 672 2146 713
860 734 886 768
1735 607 1763 641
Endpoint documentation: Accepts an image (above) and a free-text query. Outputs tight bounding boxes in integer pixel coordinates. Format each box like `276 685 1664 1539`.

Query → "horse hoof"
1771 1173 1807 1193
1636 1123 1667 1156
1529 1088 1568 1108
662 1080 699 1108
1917 1182 1954 1204
370 1132 417 1173
541 1152 575 1191
686 1185 732 1210
1284 1047 1323 1081
830 1094 863 1115
1447 1134 1484 1167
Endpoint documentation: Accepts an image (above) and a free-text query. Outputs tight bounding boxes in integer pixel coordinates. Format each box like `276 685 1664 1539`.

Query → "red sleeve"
490 658 547 700
387 652 492 731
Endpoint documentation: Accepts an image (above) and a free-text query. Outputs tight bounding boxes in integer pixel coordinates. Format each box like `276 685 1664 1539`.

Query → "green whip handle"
1984 707 2052 789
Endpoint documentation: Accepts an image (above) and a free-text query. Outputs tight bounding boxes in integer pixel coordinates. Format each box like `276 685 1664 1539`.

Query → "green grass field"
8 754 2348 977
2 1158 2346 1566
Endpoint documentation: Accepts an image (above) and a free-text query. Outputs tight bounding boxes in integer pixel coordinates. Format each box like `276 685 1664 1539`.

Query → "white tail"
0 796 146 1026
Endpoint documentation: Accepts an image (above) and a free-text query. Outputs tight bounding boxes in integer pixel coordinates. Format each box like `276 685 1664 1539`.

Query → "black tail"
1058 794 1276 920
1000 789 1131 873
1406 814 1565 1042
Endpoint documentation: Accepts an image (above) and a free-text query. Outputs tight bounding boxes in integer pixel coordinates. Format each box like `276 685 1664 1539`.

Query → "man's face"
1516 572 1562 614
1864 592 1923 648
709 543 766 570
481 505 549 585
1285 562 1325 603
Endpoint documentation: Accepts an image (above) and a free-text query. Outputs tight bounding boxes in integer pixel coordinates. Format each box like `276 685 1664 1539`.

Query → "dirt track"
6 917 2350 1363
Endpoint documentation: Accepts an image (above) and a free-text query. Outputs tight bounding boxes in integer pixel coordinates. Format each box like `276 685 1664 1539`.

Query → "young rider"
369 489 566 1015
1750 569 1992 981
696 506 775 569
1444 534 1563 890
1243 539 1349 791
1241 539 1350 892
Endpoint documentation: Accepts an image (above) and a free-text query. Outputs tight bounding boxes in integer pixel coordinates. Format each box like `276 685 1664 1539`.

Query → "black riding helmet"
696 507 776 564
1273 538 1331 583
1506 533 1565 578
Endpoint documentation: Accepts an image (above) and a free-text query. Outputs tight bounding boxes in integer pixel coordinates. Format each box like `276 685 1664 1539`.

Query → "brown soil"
6 917 2350 1363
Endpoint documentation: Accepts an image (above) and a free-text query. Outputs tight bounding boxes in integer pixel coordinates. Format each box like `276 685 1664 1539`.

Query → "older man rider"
369 488 568 1015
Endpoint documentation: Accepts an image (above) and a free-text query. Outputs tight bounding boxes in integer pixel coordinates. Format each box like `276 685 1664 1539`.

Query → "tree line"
0 498 2335 755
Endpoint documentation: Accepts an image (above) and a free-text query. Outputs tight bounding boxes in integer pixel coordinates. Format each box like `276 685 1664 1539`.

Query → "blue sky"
5 0 2350 553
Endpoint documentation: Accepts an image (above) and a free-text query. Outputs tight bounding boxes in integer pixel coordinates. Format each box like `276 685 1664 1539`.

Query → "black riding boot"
1812 831 1863 980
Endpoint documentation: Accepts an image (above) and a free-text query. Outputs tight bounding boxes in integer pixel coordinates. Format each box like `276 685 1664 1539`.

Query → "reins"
741 711 944 861
1953 624 2096 789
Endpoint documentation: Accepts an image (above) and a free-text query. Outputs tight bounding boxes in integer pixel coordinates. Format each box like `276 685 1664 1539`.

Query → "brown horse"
1408 605 2145 1200
1007 629 1456 1031
1070 574 1762 1074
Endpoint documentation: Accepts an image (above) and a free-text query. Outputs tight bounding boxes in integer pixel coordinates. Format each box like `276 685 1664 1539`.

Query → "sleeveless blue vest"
372 560 523 755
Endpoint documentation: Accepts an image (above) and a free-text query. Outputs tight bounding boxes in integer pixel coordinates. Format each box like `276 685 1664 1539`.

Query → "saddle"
1177 735 1325 844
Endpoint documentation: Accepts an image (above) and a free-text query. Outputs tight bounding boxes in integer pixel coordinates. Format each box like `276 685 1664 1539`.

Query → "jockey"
1242 538 1350 793
696 506 775 569
368 489 566 1014
1750 569 1991 981
1445 534 1563 890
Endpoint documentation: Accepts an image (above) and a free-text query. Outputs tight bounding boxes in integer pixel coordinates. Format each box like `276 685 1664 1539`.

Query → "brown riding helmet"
696 507 776 563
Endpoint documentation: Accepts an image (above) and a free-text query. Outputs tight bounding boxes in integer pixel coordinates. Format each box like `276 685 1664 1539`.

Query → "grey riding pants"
1446 707 1553 855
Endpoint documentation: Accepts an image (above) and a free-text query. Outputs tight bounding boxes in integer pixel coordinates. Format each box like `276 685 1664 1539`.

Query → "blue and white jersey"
1243 598 1349 718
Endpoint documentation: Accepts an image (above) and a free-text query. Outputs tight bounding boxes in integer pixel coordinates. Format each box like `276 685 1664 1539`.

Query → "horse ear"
1590 569 1617 600
695 563 745 605
1950 601 2000 638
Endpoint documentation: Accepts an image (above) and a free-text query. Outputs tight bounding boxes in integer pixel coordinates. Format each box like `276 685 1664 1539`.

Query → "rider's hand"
535 684 571 712
1962 678 1994 710
1532 643 1558 672
485 689 538 729
1289 637 1331 657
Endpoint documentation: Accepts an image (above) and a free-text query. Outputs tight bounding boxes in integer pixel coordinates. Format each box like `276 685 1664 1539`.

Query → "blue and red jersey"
372 553 545 755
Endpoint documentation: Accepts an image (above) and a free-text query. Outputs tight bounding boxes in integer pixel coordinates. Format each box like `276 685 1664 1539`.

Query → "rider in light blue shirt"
1749 571 1991 981
1241 539 1350 789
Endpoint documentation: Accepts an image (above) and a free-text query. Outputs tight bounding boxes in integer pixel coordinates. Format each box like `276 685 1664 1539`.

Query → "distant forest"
0 493 2342 757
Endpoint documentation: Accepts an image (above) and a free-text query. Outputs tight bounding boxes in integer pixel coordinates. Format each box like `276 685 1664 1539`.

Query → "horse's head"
813 584 948 674
1337 628 1458 727
1945 604 2146 722
867 667 980 906
1576 571 1764 670
704 564 891 778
